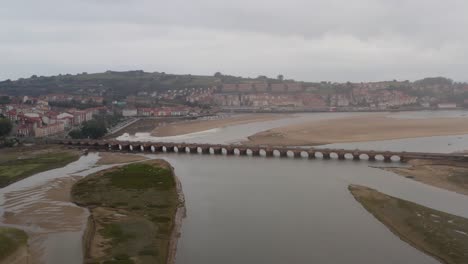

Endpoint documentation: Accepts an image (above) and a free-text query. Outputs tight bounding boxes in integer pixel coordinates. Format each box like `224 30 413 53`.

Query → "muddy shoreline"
166 168 186 264
381 159 468 196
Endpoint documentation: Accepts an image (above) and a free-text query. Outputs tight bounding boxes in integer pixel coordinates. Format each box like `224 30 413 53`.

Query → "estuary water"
1 111 468 263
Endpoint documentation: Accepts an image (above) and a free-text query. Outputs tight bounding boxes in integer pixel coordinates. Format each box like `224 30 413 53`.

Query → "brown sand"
96 152 148 165
246 115 468 146
2 177 89 263
151 114 287 137
383 159 468 196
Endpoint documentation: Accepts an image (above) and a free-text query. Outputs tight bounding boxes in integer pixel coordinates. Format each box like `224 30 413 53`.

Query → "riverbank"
382 159 468 196
151 114 287 137
245 115 468 146
96 152 148 165
0 145 80 188
349 185 468 264
72 159 184 264
0 227 29 264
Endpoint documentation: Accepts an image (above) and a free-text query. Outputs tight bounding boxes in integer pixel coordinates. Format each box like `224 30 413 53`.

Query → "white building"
122 108 138 117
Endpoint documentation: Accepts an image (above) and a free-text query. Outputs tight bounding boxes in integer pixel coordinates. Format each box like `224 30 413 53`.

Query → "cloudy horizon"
1 0 467 82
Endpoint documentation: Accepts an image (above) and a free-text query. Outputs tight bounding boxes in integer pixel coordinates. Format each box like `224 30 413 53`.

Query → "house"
57 113 74 129
238 83 253 93
138 108 153 117
254 83 268 92
438 103 457 109
33 122 65 137
221 84 238 93
286 83 303 92
271 84 286 93
123 108 138 117
16 124 33 137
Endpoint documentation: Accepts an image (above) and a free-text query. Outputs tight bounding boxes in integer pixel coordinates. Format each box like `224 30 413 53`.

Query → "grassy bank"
0 227 28 261
349 185 468 264
0 146 80 188
72 160 183 264
383 159 468 196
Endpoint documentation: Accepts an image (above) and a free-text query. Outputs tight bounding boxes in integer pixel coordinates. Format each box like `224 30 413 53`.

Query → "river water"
2 111 468 264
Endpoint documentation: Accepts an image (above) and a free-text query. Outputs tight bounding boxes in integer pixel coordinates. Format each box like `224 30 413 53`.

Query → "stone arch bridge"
56 140 468 163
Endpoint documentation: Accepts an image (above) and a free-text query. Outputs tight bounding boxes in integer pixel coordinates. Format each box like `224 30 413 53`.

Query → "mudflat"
151 114 286 137
0 146 80 188
349 185 468 264
246 115 468 146
383 159 468 196
72 160 184 264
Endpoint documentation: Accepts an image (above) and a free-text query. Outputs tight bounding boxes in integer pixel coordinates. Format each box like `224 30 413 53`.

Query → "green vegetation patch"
0 227 28 261
0 148 80 187
349 185 468 264
72 161 180 264
107 164 174 190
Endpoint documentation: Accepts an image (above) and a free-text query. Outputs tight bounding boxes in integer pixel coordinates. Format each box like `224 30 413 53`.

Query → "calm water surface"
2 111 468 264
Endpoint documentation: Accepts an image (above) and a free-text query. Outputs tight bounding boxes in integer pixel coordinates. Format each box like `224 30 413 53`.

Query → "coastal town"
1 74 468 139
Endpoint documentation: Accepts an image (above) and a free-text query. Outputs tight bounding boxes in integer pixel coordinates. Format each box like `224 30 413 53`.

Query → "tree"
68 129 83 139
81 120 107 139
214 72 223 78
0 118 12 138
277 74 284 81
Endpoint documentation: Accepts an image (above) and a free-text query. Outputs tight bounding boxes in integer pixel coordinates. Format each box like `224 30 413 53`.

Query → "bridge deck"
55 140 468 163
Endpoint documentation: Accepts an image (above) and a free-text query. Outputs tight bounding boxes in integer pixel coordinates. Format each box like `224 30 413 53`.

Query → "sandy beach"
246 114 468 146
151 114 287 137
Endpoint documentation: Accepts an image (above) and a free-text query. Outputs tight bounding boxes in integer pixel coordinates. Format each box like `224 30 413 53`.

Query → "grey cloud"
1 0 467 82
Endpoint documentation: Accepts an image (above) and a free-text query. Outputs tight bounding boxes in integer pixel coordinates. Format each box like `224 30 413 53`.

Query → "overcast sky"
1 0 467 82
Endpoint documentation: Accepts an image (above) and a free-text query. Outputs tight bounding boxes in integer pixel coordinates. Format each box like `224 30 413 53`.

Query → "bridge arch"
359 153 369 160
374 154 384 161
391 155 401 162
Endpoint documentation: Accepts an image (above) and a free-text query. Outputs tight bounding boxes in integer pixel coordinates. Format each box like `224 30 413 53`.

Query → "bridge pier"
322 152 331 159
308 151 316 159
352 153 360 161
263 149 274 157
224 148 235 155
250 149 260 156
163 145 175 152
337 153 345 160
383 155 392 162
293 151 302 158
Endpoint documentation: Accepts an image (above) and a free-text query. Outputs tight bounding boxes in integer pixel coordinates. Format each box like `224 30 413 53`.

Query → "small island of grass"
349 184 468 264
0 146 80 188
0 227 29 264
72 160 184 264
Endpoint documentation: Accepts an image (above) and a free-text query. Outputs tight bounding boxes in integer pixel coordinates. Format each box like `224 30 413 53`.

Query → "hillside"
0 71 465 103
